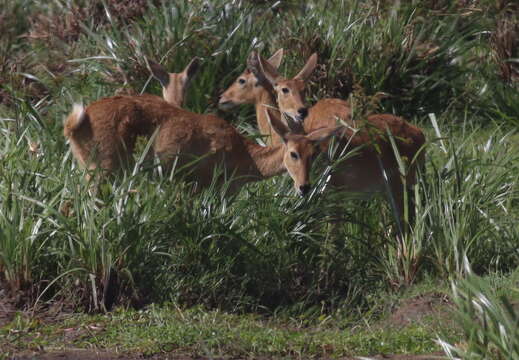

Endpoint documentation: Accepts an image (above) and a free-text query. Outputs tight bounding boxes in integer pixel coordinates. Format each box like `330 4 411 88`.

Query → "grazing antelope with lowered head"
248 51 426 231
63 57 200 177
65 94 344 196
218 49 285 146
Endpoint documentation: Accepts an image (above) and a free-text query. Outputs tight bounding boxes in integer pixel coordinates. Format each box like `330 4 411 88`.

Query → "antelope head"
148 57 200 107
218 49 284 110
266 109 343 196
248 51 318 122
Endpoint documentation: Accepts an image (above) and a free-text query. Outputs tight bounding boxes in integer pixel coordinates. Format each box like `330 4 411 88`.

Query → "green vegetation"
1 0 519 358
442 274 519 359
0 302 446 358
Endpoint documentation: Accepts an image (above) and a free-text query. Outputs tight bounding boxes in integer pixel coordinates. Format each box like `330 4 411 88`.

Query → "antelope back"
152 104 344 196
64 94 166 174
65 93 348 197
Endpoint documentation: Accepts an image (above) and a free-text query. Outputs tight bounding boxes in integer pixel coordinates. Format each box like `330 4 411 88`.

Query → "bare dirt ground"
386 292 453 328
0 290 18 327
2 293 451 360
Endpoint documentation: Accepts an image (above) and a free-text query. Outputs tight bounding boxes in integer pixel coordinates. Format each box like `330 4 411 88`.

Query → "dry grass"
27 0 159 43
491 2 519 82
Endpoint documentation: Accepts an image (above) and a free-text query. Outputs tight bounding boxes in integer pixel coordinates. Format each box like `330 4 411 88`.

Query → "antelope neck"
245 141 286 179
254 89 280 145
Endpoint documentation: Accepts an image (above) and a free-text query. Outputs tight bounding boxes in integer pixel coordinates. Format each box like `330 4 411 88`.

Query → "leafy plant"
440 269 519 359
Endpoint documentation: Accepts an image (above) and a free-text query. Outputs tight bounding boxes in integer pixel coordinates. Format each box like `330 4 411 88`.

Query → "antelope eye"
281 87 289 94
238 78 246 84
290 151 299 160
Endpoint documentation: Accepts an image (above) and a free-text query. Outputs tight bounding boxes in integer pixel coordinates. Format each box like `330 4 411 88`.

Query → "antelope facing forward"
218 49 285 145
248 51 426 229
149 57 200 107
63 57 199 176
248 52 352 129
65 93 343 196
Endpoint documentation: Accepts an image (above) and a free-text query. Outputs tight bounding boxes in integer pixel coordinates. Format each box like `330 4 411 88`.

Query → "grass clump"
440 269 519 359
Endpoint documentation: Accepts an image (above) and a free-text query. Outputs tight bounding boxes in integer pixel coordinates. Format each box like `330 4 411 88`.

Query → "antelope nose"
297 108 308 119
218 97 232 110
299 184 311 196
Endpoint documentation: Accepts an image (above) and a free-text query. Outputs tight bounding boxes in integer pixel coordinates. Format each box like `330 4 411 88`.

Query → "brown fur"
64 57 198 177
304 98 352 132
219 49 284 145
64 95 341 196
149 58 200 107
249 51 426 230
63 94 167 175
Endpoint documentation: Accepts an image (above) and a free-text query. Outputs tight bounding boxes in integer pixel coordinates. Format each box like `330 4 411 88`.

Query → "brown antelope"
248 51 426 229
65 94 343 195
218 49 285 145
149 57 200 107
247 51 352 128
64 58 199 176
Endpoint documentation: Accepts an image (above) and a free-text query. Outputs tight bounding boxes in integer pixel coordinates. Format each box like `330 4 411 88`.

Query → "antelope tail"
64 103 88 138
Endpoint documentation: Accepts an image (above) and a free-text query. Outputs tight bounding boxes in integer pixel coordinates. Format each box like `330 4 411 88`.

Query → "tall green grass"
0 0 518 317
440 269 519 359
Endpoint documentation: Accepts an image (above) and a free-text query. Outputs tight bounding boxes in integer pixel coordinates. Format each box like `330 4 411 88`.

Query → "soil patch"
0 290 19 327
386 292 453 328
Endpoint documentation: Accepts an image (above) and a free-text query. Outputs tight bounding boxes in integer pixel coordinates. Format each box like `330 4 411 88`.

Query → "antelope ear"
148 59 170 88
182 57 200 83
247 51 280 87
306 125 344 143
265 107 289 144
267 48 284 69
294 53 318 81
